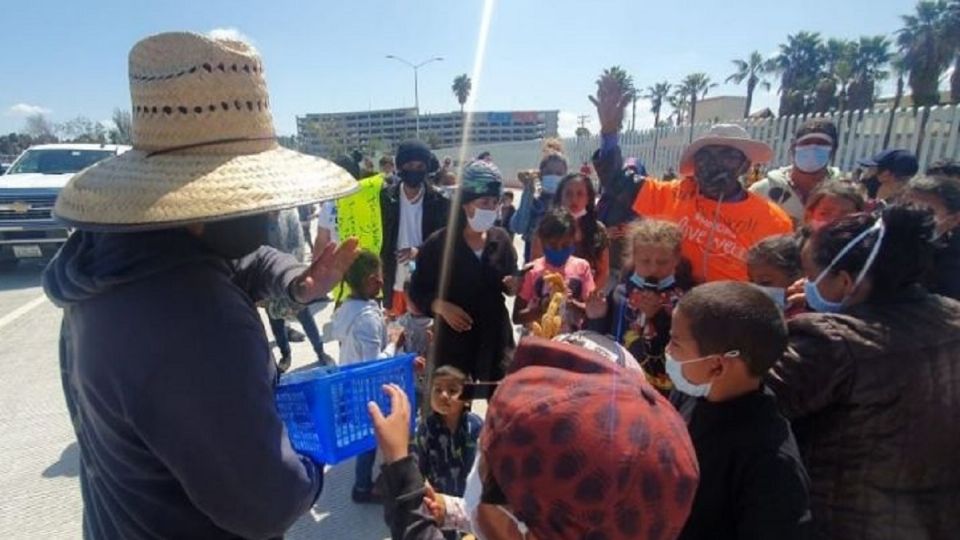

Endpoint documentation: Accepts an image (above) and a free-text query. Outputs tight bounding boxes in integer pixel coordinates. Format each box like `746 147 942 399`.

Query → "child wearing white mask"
666 282 811 539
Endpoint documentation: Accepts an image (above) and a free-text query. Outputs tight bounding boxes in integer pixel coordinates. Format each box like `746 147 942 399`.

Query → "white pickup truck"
0 143 130 270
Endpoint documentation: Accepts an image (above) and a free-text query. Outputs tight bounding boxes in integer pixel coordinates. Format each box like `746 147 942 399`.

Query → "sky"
0 0 922 138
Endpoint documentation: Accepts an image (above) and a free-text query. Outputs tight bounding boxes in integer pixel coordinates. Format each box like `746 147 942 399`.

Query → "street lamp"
385 54 444 139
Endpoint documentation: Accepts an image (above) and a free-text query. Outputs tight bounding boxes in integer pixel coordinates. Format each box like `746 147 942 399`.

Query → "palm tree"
451 74 472 113
668 89 689 126
726 51 773 118
847 36 893 111
679 73 717 132
597 66 637 131
772 31 826 115
644 81 672 164
644 82 672 128
897 1 952 107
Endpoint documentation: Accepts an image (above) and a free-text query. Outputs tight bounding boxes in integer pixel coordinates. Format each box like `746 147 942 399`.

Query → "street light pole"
386 55 443 139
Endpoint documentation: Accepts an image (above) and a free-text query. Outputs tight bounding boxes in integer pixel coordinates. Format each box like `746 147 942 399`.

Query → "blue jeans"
353 449 377 492
268 309 325 358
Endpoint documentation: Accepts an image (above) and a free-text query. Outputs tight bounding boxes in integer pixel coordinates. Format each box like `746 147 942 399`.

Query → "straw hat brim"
678 137 773 177
54 146 358 231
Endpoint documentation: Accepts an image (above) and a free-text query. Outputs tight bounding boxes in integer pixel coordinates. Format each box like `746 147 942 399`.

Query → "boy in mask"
379 140 451 316
666 281 811 539
750 119 842 225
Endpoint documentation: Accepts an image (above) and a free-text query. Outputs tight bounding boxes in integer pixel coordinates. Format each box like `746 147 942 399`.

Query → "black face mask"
696 165 740 198
400 169 427 187
199 213 270 259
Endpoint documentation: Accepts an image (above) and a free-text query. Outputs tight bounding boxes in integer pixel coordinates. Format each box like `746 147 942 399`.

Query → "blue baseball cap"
858 149 919 177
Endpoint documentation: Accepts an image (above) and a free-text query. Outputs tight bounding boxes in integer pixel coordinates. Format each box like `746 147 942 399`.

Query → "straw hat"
678 124 773 177
54 32 358 231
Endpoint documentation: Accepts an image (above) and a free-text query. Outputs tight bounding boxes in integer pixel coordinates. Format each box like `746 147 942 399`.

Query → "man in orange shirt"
590 75 791 283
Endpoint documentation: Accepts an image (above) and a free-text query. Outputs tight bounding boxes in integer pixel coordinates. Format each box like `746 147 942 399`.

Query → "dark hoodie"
43 229 323 540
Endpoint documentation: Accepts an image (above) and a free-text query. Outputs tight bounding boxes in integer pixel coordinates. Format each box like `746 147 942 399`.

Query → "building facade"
296 107 559 156
694 96 748 124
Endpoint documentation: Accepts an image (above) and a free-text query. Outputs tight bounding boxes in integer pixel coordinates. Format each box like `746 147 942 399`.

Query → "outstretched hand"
291 237 361 303
368 384 411 464
589 73 632 135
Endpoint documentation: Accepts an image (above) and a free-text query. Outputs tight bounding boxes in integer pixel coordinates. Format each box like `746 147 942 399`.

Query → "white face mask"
794 145 832 173
571 208 587 219
468 207 499 232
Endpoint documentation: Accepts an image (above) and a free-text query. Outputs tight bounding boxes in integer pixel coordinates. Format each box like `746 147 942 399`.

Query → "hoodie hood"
330 298 382 341
43 229 221 307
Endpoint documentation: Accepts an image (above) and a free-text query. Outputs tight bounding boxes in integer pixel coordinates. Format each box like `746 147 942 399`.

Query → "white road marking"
0 295 48 330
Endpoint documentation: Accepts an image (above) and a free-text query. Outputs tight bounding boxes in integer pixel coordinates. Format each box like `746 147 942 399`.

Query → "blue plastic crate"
275 354 417 465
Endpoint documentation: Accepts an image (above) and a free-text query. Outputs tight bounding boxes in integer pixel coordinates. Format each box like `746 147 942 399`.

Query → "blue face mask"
794 145 832 173
544 246 574 267
753 284 786 310
541 174 562 194
629 273 677 291
804 218 887 313
803 279 844 313
664 350 740 398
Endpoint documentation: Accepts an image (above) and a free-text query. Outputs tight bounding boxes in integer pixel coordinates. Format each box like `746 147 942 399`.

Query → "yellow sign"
333 173 385 301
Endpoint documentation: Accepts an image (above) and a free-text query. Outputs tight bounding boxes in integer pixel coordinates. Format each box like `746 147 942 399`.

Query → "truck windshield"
7 149 115 175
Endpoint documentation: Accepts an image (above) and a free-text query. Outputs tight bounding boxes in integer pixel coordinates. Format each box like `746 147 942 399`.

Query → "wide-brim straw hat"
54 32 357 231
677 124 773 177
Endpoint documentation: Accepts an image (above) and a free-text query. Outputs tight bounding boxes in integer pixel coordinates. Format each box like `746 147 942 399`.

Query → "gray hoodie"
43 229 323 540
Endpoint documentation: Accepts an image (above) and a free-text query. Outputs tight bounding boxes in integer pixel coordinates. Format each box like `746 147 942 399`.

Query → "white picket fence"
437 105 960 184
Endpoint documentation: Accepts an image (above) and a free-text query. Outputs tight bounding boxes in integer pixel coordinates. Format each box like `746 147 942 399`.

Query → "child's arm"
512 270 543 325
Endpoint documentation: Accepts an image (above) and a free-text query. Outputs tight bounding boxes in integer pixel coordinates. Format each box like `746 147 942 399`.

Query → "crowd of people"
40 31 960 540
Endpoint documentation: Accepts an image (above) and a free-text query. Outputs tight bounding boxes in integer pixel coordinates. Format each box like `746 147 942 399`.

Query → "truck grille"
0 194 56 222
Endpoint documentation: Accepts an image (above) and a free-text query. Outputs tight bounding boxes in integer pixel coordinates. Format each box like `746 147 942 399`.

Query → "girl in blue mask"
768 204 960 538
513 208 596 333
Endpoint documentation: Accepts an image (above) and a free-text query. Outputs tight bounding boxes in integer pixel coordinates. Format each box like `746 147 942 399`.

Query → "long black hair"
810 204 936 301
553 173 606 262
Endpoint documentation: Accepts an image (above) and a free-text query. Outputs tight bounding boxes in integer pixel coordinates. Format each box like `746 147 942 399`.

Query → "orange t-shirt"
632 178 793 282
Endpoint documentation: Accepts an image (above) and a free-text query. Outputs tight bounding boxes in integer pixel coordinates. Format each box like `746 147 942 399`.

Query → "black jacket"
928 230 960 300
42 230 323 540
380 182 450 309
672 388 811 540
767 287 960 540
409 225 517 386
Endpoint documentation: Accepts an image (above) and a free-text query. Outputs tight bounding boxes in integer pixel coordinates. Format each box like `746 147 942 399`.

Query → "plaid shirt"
413 412 483 496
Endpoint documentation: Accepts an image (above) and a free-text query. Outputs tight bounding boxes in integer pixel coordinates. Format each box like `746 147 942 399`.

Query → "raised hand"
588 73 632 135
291 237 360 303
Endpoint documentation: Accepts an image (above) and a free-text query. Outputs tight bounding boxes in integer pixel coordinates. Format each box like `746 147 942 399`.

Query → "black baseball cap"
859 149 919 177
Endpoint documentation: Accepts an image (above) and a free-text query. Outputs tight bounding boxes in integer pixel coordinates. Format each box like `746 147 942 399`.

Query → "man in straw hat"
42 32 360 538
590 74 792 283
